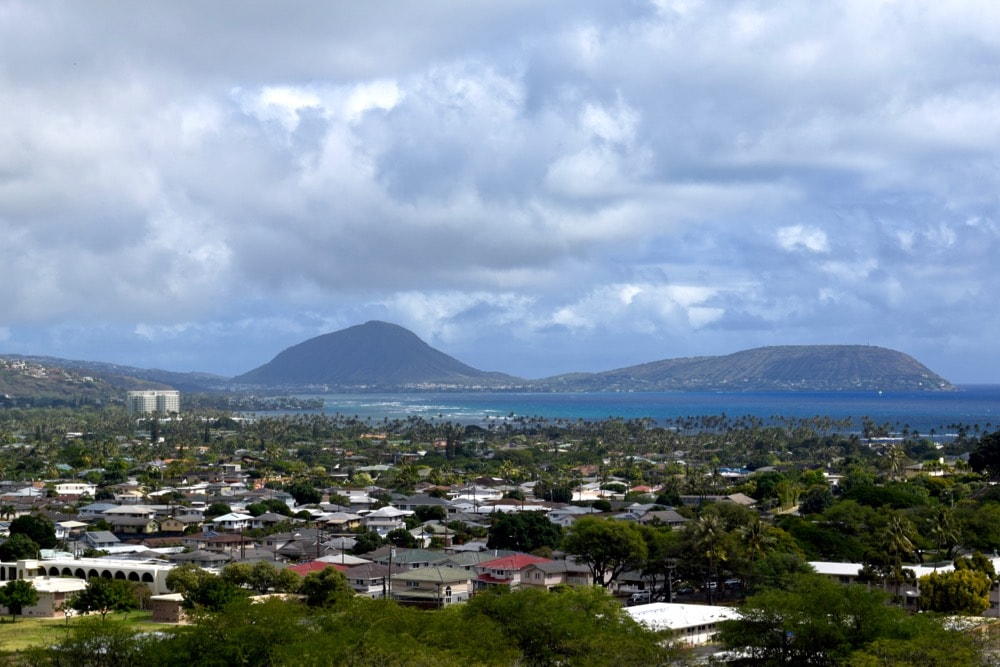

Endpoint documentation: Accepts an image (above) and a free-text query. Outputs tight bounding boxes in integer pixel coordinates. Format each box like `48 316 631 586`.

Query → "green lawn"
0 611 157 653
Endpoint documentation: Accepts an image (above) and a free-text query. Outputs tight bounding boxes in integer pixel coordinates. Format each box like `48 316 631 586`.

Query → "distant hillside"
232 321 522 389
536 345 954 392
0 354 225 402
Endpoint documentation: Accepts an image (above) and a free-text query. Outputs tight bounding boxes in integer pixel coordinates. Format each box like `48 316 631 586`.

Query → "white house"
211 512 254 532
54 482 98 497
360 506 413 537
626 602 741 646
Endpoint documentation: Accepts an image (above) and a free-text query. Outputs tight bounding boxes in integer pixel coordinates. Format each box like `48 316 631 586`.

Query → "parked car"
628 591 651 605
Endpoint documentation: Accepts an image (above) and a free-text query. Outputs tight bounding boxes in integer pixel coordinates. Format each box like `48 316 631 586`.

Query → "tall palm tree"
884 444 906 481
738 518 775 593
928 508 960 568
883 514 916 598
692 513 728 604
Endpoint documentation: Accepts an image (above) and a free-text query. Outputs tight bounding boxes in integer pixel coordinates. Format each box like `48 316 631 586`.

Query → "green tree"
969 430 1000 480
203 502 232 519
414 505 447 523
562 517 647 588
954 550 997 579
8 514 57 549
33 617 156 667
689 512 730 603
0 579 38 621
487 511 562 553
463 585 674 667
219 562 254 589
847 613 981 666
182 574 248 612
717 573 910 665
0 533 41 561
228 560 301 594
300 566 354 607
70 578 138 621
351 530 384 555
799 484 834 515
386 528 418 548
245 499 292 517
165 562 213 594
918 568 991 615
285 481 321 505
156 597 309 667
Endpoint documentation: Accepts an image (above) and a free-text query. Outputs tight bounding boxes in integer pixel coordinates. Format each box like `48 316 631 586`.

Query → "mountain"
232 321 521 388
2 326 955 396
535 345 954 392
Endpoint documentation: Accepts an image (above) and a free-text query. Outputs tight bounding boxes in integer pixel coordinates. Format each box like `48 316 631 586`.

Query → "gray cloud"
1 1 999 381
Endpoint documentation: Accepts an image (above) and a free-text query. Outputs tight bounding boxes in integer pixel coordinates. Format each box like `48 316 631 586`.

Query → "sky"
1 1 999 383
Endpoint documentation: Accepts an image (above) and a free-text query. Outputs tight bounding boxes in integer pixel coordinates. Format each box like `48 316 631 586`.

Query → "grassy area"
0 612 156 653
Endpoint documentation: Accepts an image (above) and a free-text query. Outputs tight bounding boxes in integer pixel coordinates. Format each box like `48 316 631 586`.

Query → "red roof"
287 561 350 577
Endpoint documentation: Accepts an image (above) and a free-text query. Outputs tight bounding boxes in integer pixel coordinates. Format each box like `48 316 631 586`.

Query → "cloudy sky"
1 1 999 383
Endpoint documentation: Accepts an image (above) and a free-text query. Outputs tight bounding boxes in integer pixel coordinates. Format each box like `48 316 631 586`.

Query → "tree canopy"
70 578 138 621
0 579 38 621
8 515 57 549
562 516 647 587
486 511 562 553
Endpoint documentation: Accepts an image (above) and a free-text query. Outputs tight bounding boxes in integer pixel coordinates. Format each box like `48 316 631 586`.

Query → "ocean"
295 385 1000 437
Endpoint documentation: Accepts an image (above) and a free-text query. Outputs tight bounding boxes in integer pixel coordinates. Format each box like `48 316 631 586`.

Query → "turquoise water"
294 385 1000 436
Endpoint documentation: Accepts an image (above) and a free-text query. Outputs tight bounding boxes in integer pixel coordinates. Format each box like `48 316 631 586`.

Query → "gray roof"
84 531 120 544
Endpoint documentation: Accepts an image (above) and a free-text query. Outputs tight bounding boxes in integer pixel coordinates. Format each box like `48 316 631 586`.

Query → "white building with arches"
1 557 174 595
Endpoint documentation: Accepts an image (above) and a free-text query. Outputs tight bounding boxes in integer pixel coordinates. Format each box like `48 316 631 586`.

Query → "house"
53 482 98 497
78 502 120 519
210 512 253 532
55 520 89 541
102 505 157 520
474 553 552 590
344 562 403 599
0 576 87 618
243 489 297 510
390 566 473 608
105 516 159 535
637 509 689 529
438 550 518 572
394 494 456 514
520 560 591 590
547 505 592 527
168 549 232 568
113 489 147 504
287 561 350 577
678 493 757 507
158 517 188 533
150 593 186 623
251 512 293 530
315 512 362 532
626 603 741 646
82 531 120 550
360 506 413 537
368 547 448 571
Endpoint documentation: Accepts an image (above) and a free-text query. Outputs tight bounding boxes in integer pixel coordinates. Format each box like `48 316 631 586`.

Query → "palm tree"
692 513 728 604
884 444 906 481
738 518 775 593
883 514 916 598
928 508 960 567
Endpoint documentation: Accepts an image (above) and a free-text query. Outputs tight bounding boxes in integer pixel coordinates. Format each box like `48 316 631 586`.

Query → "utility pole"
386 547 396 601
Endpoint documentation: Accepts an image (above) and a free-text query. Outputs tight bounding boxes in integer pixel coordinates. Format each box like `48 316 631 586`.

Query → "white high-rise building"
126 390 180 416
